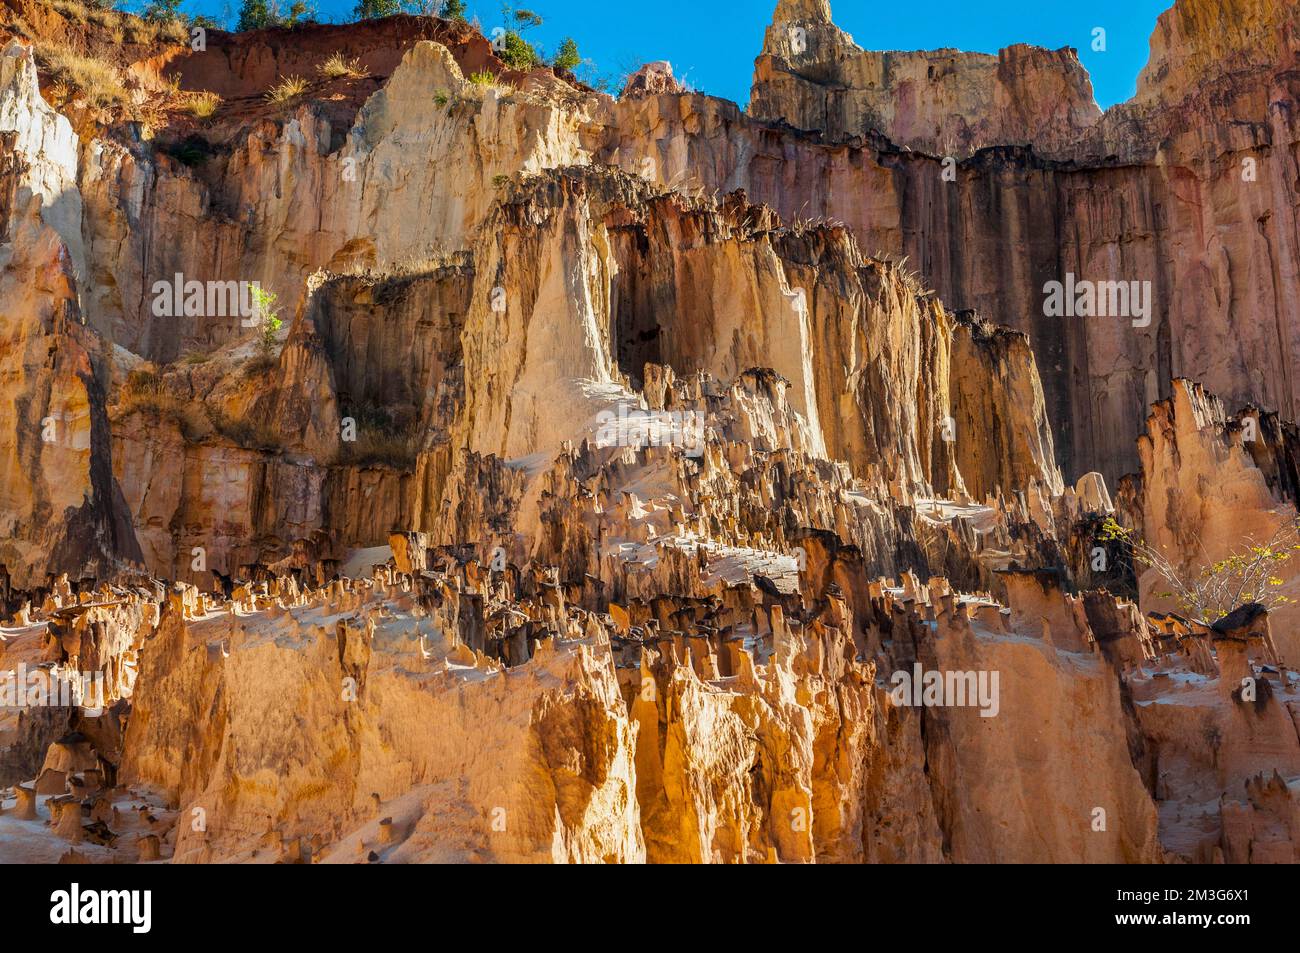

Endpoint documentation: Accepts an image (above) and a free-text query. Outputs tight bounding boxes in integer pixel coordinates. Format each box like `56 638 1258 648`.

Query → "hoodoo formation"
0 0 1297 866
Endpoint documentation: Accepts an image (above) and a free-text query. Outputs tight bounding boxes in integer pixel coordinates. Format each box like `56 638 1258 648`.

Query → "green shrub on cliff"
354 0 401 18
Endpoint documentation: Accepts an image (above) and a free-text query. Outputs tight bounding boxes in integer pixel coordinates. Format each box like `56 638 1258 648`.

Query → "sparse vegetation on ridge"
32 43 128 109
354 0 402 18
1101 515 1300 623
337 401 419 468
237 0 314 30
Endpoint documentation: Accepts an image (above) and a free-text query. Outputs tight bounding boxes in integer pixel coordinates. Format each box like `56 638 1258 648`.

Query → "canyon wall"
0 0 1297 864
745 0 1300 484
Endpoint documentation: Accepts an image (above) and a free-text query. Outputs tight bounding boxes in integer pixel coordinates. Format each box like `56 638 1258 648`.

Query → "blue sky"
165 0 1174 110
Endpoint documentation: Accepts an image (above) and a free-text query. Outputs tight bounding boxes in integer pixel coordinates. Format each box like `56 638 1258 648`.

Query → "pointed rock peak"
772 0 832 23
620 62 681 99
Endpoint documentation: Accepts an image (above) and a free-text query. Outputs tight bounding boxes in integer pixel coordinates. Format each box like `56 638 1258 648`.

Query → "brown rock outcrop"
751 2 1101 158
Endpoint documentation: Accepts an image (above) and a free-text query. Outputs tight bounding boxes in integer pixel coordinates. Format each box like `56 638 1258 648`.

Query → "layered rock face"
0 40 131 590
751 0 1102 158
748 0 1300 484
1 1 1298 864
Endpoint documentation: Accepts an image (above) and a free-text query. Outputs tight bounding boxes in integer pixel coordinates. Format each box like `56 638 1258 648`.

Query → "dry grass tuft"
116 368 206 437
33 42 128 109
339 430 420 469
205 407 282 450
125 15 188 46
466 70 511 92
317 52 366 80
265 75 309 104
186 90 221 118
46 0 187 44
336 403 420 469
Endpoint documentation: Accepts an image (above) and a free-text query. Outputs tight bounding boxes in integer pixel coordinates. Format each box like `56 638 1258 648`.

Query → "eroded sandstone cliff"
748 0 1300 484
0 0 1298 865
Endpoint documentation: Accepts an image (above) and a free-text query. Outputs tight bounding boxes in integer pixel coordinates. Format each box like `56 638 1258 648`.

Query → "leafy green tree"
507 6 543 30
250 286 283 358
553 37 580 71
441 0 467 20
354 0 401 18
494 4 543 70
237 0 274 30
499 31 540 69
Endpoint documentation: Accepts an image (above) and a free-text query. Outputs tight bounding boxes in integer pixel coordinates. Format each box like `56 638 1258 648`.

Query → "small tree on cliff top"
237 0 312 29
249 285 283 361
553 37 580 72
492 4 543 70
1100 515 1300 624
354 0 401 18
237 0 274 30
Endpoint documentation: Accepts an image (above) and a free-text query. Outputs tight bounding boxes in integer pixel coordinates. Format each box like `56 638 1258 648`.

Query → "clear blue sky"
164 0 1174 110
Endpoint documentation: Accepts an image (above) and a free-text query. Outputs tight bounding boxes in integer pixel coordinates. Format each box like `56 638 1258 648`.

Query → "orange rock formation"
0 0 1297 864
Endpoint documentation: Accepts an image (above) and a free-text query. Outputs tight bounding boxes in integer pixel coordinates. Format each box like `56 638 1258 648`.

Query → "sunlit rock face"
0 0 1298 864
0 39 132 590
